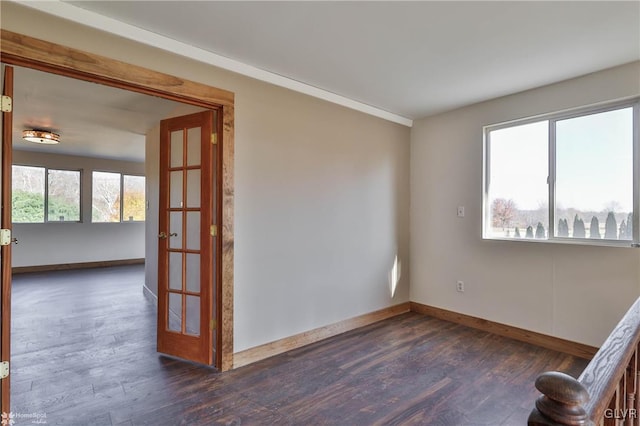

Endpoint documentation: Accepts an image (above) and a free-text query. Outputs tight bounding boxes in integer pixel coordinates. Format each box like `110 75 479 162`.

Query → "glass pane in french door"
186 295 200 336
166 124 202 336
168 293 182 332
158 109 214 366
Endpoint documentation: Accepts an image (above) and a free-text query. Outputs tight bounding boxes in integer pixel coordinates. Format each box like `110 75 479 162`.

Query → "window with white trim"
12 165 81 223
483 99 639 246
92 171 146 223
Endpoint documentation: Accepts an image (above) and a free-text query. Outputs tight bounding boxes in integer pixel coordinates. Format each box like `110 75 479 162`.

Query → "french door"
1 64 13 413
157 110 218 365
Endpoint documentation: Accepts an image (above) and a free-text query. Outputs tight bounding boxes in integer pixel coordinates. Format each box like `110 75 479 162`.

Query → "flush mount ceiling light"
22 129 60 145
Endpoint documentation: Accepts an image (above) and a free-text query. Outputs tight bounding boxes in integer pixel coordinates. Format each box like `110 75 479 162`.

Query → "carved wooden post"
636 370 640 422
625 394 635 426
528 371 590 426
624 358 634 426
629 349 639 426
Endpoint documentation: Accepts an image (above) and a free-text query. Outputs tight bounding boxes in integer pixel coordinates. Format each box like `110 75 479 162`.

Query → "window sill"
482 236 639 249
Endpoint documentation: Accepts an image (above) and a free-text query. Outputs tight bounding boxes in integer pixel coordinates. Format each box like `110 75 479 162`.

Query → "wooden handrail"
529 297 640 426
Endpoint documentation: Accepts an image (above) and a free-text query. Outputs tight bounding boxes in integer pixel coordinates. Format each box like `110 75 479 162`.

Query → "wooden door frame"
1 64 14 413
0 30 235 371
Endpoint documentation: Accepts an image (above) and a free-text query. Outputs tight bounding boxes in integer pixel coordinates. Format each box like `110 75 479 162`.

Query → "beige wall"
234 86 410 351
410 61 640 347
1 3 411 353
9 2 632 354
11 150 145 267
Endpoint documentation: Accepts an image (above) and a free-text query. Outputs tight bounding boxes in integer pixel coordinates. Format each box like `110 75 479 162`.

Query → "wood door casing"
1 65 13 413
158 111 216 365
0 30 234 371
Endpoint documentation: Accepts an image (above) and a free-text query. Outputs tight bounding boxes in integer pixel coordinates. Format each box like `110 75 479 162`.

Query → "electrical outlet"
456 280 464 292
457 206 465 217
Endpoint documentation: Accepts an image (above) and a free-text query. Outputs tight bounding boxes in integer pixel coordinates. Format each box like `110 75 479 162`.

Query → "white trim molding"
14 0 413 127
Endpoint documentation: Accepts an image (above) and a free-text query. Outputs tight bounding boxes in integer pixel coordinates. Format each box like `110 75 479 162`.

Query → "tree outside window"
92 171 145 223
123 175 146 221
12 165 80 223
484 100 637 245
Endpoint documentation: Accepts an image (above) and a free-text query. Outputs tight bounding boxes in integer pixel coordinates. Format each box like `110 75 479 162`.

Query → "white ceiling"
55 0 640 122
11 65 186 162
6 0 640 162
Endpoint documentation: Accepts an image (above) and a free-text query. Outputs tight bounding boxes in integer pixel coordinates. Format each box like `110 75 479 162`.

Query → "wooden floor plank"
11 266 588 425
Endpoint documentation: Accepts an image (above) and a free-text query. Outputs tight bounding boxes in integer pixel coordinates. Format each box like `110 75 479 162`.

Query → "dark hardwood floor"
10 265 588 425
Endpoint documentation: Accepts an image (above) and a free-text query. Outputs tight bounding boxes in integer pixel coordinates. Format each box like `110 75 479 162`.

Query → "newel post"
528 371 591 426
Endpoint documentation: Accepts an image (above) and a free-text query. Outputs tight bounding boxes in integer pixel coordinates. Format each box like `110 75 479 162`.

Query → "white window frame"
91 171 146 223
483 97 640 247
12 164 82 224
122 174 146 223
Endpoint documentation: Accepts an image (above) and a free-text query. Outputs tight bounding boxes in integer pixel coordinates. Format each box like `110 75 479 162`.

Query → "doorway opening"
1 29 235 414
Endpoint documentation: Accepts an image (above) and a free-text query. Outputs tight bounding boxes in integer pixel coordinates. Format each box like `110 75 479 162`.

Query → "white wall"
11 150 145 267
410 61 640 347
0 3 412 353
144 125 160 296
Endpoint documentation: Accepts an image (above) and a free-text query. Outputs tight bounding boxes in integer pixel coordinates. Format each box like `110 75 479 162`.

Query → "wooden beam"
0 29 234 108
220 104 235 371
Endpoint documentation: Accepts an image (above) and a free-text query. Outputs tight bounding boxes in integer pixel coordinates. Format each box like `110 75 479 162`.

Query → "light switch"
457 206 465 218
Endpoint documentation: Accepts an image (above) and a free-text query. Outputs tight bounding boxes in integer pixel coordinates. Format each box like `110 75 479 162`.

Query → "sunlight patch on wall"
389 255 401 298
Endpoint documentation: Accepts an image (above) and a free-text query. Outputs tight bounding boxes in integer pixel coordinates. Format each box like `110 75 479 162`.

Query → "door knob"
158 232 178 239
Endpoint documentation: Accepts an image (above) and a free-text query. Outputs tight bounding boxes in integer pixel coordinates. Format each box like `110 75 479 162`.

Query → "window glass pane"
486 121 549 239
186 253 200 293
170 171 183 208
168 293 182 332
186 211 200 250
12 165 45 223
185 295 200 336
186 169 201 208
187 127 201 166
169 252 182 290
48 169 80 222
92 171 121 222
555 107 633 240
123 175 145 221
169 212 183 249
170 130 183 168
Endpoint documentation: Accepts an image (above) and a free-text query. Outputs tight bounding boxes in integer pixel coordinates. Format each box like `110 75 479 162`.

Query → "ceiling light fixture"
22 129 60 145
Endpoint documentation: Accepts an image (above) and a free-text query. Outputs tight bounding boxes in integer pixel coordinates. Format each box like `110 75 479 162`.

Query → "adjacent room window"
92 171 121 223
92 171 145 222
12 165 81 223
483 99 638 246
123 175 146 222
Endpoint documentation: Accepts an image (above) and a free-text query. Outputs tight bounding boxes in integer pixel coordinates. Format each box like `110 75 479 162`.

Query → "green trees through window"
12 165 80 223
12 166 145 224
48 169 81 222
